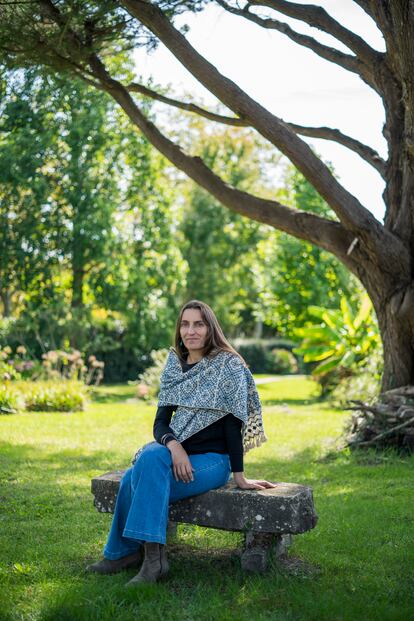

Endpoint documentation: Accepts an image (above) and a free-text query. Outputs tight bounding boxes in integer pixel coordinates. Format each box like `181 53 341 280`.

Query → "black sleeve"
153 405 177 444
223 414 244 473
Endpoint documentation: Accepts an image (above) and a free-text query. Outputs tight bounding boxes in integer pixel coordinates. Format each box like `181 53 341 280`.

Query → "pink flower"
137 383 150 398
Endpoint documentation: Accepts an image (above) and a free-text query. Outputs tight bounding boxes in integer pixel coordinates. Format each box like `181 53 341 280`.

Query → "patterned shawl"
132 348 267 465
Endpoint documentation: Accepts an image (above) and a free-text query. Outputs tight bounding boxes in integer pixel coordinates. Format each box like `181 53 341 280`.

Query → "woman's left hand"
233 473 278 490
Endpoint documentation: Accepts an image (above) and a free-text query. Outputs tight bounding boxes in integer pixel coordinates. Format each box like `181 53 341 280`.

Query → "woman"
87 300 276 586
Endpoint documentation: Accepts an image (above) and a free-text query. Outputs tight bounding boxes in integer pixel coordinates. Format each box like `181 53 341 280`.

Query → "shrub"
331 348 383 407
232 338 300 373
0 385 25 414
0 310 169 383
0 345 104 385
268 348 299 374
14 380 87 412
294 293 380 395
40 350 104 385
136 349 170 400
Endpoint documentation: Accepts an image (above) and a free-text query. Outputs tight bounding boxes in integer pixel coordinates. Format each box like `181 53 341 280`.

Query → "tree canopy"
0 1 413 390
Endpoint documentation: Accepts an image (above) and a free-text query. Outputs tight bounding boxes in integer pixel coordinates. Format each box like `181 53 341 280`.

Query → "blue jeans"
103 442 232 559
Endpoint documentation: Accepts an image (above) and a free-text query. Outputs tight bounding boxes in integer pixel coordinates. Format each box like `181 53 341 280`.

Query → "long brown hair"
173 300 247 366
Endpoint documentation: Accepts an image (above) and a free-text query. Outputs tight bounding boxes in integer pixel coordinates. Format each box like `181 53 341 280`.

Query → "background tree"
0 65 188 376
0 0 413 395
0 68 61 318
177 117 281 335
259 167 360 337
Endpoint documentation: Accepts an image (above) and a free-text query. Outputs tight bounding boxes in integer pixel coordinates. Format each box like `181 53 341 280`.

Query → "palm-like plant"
294 294 380 383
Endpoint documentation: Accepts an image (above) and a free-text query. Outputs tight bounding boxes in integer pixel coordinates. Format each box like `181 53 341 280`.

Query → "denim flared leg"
103 467 143 560
103 442 231 560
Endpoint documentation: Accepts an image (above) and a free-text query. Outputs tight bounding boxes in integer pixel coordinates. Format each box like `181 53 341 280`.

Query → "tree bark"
0 287 12 317
378 306 414 390
71 263 84 310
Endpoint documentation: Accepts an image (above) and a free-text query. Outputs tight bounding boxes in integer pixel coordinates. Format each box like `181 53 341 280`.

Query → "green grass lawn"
0 377 413 621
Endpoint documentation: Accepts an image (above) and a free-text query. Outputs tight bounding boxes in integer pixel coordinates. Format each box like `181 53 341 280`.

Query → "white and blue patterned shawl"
132 348 267 465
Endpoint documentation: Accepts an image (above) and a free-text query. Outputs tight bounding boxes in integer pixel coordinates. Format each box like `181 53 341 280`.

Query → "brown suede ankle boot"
86 549 143 575
125 542 169 586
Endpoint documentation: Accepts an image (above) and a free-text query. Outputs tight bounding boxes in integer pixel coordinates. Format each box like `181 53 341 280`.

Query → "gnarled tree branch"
247 0 382 65
127 81 248 125
37 1 357 270
287 122 386 176
35 0 410 286
121 0 409 277
128 81 386 175
88 55 359 271
215 0 365 80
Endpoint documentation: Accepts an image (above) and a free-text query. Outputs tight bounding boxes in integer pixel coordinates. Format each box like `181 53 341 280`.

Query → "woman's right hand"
166 440 195 483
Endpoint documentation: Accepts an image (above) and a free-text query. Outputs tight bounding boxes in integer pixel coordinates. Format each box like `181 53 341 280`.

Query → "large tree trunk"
377 302 414 391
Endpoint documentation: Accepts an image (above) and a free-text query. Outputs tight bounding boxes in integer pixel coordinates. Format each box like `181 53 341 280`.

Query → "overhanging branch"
127 81 248 125
31 0 410 283
121 0 411 275
287 122 386 177
215 0 364 80
127 81 386 176
247 0 382 66
89 55 358 270
33 2 356 266
122 2 385 231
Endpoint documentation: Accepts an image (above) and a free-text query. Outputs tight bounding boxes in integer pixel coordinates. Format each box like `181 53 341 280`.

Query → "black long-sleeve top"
153 358 244 472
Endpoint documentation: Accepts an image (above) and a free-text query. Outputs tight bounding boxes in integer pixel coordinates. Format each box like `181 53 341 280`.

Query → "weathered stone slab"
91 471 317 535
91 470 317 572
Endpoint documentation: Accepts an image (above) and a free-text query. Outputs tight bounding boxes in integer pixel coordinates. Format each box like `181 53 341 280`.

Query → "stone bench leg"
167 520 178 541
241 532 293 572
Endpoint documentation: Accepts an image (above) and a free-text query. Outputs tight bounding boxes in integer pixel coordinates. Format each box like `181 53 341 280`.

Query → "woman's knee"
134 441 171 467
119 466 133 488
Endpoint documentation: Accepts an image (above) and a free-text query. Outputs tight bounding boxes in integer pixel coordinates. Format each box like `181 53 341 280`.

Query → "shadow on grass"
0 441 131 475
87 386 138 404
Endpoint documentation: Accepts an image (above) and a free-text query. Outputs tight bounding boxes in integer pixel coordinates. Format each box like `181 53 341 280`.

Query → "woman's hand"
233 472 277 490
166 440 195 483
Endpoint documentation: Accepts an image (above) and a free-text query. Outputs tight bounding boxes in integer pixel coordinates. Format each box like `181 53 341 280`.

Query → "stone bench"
91 471 318 572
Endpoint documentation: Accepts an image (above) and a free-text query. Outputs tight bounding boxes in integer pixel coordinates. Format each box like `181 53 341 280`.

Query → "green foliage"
0 380 86 413
0 2 141 72
258 167 359 337
294 293 380 394
233 338 299 374
268 348 299 375
175 114 281 336
331 348 383 407
0 67 186 378
0 68 365 384
136 348 170 400
14 380 87 412
0 384 24 414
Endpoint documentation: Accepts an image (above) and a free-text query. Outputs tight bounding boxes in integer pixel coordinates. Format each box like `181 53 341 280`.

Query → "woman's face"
179 308 209 354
